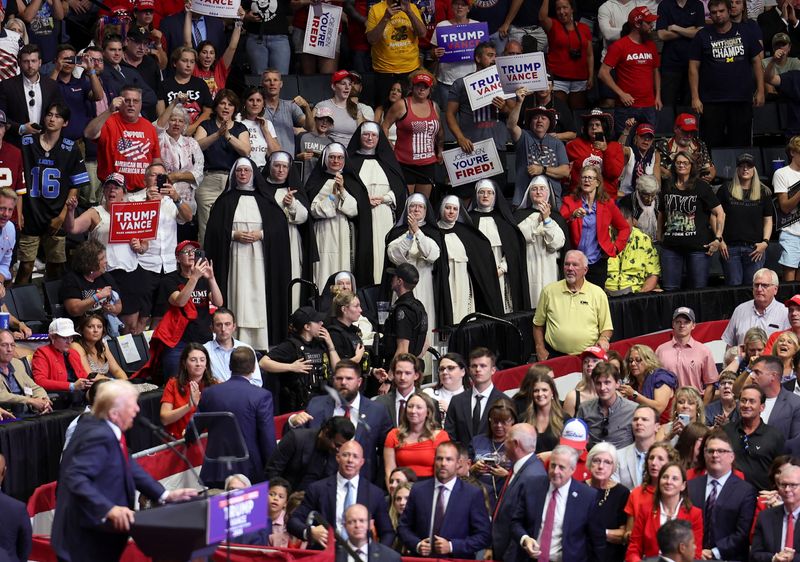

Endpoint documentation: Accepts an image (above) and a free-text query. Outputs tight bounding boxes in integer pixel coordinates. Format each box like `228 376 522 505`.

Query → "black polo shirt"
657 0 706 71
724 419 784 491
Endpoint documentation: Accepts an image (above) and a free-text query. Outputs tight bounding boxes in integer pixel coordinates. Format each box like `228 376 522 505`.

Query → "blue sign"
207 482 269 544
437 22 489 63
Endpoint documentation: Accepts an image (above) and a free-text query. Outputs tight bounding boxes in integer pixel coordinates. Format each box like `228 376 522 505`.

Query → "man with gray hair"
510 444 605 562
618 174 659 240
657 519 697 562
533 250 613 359
492 423 546 561
52 380 197 561
722 268 788 347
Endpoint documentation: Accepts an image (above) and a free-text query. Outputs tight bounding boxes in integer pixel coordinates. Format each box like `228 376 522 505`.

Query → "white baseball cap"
48 318 79 338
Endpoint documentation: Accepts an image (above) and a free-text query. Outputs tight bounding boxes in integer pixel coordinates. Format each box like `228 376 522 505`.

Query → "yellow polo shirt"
366 1 423 74
533 279 613 355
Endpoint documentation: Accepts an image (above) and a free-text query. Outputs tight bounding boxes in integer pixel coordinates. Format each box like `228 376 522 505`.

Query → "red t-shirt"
97 113 161 192
194 59 229 102
0 141 25 226
602 36 660 108
545 21 592 81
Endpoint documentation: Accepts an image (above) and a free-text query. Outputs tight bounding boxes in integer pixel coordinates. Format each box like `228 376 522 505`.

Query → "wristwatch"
715 236 723 242
632 391 639 400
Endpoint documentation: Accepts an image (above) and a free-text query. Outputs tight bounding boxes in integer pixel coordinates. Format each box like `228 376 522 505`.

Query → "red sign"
108 200 161 243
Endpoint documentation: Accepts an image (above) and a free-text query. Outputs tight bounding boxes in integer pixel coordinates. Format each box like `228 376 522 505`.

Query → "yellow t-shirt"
366 2 422 74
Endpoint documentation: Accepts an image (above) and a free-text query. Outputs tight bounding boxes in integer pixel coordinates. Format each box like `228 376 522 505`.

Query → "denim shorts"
779 230 800 269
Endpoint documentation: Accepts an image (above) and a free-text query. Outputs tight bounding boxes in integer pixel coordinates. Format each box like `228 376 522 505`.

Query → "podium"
131 482 269 562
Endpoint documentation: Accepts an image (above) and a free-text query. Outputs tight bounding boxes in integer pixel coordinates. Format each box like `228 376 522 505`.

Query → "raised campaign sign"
189 0 241 19
207 482 269 543
464 65 514 111
108 200 160 244
496 52 549 94
436 22 489 63
303 3 342 59
443 138 504 187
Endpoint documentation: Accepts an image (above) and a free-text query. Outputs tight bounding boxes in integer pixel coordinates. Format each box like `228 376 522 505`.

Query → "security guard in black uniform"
380 263 428 367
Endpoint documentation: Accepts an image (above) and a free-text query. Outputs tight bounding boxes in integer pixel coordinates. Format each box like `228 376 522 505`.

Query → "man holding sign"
445 41 515 194
367 0 428 101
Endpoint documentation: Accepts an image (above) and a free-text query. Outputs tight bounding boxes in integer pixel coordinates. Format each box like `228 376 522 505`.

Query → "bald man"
336 504 401 562
289 440 395 548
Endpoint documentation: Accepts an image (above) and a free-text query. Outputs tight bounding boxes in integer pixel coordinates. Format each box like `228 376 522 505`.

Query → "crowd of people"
3 0 800 559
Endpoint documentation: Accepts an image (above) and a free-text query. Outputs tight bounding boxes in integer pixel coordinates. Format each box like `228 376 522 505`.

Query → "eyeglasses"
778 482 800 490
178 250 195 255
601 416 609 438
28 90 35 107
581 176 598 182
674 160 692 167
591 457 614 466
753 283 774 289
704 448 733 456
627 357 643 363
740 432 752 456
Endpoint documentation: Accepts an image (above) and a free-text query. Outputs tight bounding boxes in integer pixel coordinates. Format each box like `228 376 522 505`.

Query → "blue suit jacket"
0 490 30 562
287 474 396 546
492 454 547 562
687 473 755 560
510 477 605 562
161 12 226 59
397 477 491 558
768 388 800 441
302 394 392 483
51 416 165 562
752 505 800 562
197 375 276 485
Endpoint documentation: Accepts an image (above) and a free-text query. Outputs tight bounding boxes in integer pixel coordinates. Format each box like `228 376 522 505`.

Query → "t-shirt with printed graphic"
689 21 763 103
97 113 161 192
602 35 660 108
22 0 60 63
298 130 332 183
20 134 90 236
242 0 290 35
659 179 720 251
449 74 509 152
366 1 423 73
59 271 120 319
514 130 568 206
158 272 213 343
158 76 213 124
0 28 22 80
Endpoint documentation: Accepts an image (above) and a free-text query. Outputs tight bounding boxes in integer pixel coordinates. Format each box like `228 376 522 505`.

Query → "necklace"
594 481 612 506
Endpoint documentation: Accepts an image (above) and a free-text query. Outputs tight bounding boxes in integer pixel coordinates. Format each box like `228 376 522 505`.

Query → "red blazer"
625 503 703 562
31 344 89 392
560 196 631 258
566 137 625 199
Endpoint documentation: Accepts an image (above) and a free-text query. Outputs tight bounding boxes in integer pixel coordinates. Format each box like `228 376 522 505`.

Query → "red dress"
384 429 450 478
625 502 703 562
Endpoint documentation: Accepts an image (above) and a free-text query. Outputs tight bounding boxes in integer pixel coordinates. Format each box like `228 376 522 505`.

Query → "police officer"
380 263 428 367
259 306 341 414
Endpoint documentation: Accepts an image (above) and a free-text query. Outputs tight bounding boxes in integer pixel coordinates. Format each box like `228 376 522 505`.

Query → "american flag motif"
116 137 151 161
0 48 18 80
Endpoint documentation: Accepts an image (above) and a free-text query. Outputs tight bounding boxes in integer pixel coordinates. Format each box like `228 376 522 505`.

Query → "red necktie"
492 468 514 520
119 433 129 465
538 488 558 562
787 512 795 549
343 404 351 420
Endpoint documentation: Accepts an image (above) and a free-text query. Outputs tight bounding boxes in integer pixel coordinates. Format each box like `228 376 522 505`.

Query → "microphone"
136 416 207 493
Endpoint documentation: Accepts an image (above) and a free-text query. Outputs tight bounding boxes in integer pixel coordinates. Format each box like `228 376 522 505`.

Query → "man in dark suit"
336 504 401 562
758 0 800 57
373 353 420 427
51 380 196 562
492 423 547 562
687 429 756 560
0 454 30 562
197 347 276 488
510 445 605 562
444 347 506 445
751 462 800 562
0 44 63 146
752 355 800 440
398 441 491 558
160 9 225 59
265 416 355 491
656 519 697 562
288 440 395 547
287 359 393 483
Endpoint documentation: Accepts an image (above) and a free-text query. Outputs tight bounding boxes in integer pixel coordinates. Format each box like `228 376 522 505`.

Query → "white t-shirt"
773 165 800 236
236 115 278 169
763 395 778 424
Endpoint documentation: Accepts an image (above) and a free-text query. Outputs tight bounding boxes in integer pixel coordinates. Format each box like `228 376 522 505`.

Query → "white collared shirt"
538 479 570 562
128 191 182 273
335 394 361 426
346 541 368 562
203 337 262 386
511 452 536 485
394 388 415 422
22 74 42 124
429 476 457 537
336 473 360 534
782 505 800 548
471 384 494 421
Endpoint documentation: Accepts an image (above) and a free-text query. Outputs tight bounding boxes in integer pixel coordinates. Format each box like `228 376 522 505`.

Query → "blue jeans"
161 341 186 381
613 106 657 137
660 246 711 291
246 34 291 76
721 244 764 286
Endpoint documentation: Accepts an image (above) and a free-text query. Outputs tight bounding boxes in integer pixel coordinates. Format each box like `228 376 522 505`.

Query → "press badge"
23 387 33 396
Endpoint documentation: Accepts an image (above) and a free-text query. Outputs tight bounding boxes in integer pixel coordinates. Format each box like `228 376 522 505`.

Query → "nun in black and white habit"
468 178 530 314
204 157 291 348
263 150 317 312
305 142 374 290
437 195 504 326
346 121 407 284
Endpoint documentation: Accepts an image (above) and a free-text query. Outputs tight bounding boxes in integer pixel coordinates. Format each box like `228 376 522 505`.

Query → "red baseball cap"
786 295 800 308
579 346 608 362
674 112 698 132
628 6 658 25
635 123 655 137
175 240 200 256
331 70 354 85
412 73 434 87
134 0 155 10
